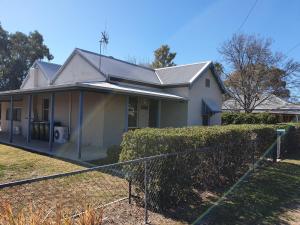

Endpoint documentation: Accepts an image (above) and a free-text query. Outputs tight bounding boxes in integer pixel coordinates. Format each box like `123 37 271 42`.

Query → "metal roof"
19 48 226 93
76 49 162 85
155 62 210 85
36 61 61 80
0 82 186 101
80 81 186 100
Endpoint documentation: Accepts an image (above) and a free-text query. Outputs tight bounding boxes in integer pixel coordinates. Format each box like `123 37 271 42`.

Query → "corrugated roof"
36 61 61 80
77 49 161 85
80 81 186 100
33 48 224 92
155 62 210 85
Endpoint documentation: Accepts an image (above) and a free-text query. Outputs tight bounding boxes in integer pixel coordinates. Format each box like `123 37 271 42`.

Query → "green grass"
0 144 83 183
206 151 300 225
0 144 130 219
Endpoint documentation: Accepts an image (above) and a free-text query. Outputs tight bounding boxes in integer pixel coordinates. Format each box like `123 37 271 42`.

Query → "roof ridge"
154 61 211 71
36 60 61 67
75 48 155 72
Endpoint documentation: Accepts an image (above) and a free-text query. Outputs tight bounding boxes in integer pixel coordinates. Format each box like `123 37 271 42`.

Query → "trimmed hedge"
222 112 279 125
119 124 288 209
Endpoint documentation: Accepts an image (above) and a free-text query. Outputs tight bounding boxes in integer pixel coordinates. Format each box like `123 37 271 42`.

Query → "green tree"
152 44 176 68
0 23 53 90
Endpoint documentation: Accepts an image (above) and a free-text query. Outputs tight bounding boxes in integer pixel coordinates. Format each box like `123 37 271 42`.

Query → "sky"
0 0 300 94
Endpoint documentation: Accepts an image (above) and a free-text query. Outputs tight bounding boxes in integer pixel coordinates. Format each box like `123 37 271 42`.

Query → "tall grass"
0 202 103 225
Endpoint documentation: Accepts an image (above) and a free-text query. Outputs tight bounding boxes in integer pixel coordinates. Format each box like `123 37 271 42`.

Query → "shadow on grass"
204 153 300 225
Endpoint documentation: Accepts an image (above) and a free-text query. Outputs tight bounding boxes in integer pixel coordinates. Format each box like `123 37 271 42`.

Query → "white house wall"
187 69 222 125
53 54 106 85
160 100 188 127
103 94 126 148
22 69 48 89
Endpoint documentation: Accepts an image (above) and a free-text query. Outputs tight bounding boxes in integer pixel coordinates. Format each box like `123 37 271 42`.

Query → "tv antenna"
99 30 109 72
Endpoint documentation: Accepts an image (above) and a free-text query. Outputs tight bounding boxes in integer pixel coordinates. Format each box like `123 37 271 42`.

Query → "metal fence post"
277 133 281 160
144 160 148 224
128 179 132 204
252 143 255 171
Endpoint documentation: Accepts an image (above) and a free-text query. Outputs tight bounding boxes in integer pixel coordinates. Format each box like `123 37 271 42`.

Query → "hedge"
119 124 289 210
222 112 279 125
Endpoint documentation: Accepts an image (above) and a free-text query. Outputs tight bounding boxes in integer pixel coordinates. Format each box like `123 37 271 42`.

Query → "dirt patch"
102 200 187 225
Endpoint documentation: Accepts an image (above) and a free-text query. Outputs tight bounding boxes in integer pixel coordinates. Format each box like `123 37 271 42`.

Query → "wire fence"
0 130 289 224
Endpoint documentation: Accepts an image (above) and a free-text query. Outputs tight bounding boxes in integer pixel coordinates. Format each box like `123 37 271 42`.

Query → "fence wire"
0 132 288 225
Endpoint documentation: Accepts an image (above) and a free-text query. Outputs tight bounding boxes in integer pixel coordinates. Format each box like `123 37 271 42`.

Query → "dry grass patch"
0 144 83 183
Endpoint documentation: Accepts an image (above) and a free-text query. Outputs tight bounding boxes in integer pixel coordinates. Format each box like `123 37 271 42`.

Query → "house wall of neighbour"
160 100 188 127
187 69 222 126
53 54 106 85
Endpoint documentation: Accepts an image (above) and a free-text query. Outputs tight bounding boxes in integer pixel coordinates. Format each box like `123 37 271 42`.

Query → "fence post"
277 134 281 160
275 129 286 162
144 160 148 224
128 179 132 204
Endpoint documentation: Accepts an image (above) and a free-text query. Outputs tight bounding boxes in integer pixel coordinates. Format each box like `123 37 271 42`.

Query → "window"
202 115 209 126
128 97 138 128
42 98 49 121
6 108 21 121
149 100 158 128
205 78 210 87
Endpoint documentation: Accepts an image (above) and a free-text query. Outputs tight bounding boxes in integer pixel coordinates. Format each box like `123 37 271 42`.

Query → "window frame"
128 96 139 129
6 107 22 122
205 78 211 88
42 98 50 121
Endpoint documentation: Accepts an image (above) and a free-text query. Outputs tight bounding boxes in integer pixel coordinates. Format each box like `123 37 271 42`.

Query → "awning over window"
202 99 221 115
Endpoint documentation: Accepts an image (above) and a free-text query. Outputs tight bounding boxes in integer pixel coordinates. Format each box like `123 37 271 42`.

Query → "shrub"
119 124 282 210
222 112 280 124
106 145 121 163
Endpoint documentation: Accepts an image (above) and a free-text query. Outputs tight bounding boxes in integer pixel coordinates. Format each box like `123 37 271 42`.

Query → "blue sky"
0 0 300 85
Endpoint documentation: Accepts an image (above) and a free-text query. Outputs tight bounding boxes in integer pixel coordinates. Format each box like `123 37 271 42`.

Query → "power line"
237 0 259 32
285 42 300 55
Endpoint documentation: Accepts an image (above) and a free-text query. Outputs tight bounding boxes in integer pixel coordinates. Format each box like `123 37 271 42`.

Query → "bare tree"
219 33 300 113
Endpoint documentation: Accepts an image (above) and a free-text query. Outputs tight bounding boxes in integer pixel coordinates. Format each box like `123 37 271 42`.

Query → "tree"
152 44 176 68
219 33 300 113
0 23 53 90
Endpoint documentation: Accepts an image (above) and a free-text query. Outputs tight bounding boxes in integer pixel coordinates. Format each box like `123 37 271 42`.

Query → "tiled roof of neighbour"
155 62 210 85
36 61 61 80
222 94 300 114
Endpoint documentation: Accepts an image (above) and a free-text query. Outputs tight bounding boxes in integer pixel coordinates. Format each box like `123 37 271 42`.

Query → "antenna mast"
99 30 109 73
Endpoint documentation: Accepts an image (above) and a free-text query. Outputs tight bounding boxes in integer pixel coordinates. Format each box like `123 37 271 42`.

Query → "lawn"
203 151 300 225
0 144 183 224
0 144 83 183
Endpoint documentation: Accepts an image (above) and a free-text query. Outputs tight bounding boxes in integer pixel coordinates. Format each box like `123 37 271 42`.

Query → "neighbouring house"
222 94 300 122
0 48 225 161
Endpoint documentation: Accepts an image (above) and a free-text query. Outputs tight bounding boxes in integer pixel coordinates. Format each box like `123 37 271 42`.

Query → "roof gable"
155 62 210 85
76 48 161 85
20 61 61 89
52 51 106 85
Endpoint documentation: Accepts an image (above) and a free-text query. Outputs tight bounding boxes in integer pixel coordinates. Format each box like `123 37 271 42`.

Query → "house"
222 94 300 122
0 48 226 161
